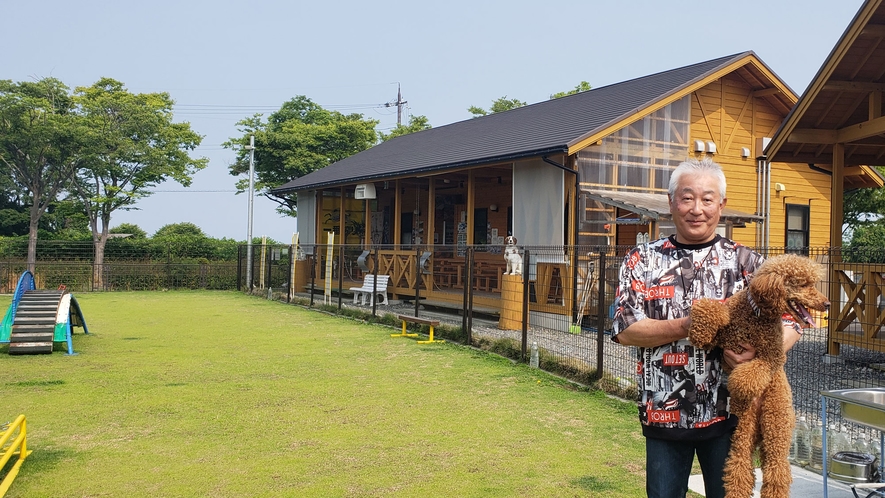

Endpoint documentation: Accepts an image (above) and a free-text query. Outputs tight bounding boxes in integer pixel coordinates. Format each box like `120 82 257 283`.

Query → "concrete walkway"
687 465 876 497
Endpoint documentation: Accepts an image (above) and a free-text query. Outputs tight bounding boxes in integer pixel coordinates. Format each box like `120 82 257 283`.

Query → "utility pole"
245 135 256 291
385 83 407 126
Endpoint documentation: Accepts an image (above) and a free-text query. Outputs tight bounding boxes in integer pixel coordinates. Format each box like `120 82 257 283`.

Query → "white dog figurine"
503 236 522 275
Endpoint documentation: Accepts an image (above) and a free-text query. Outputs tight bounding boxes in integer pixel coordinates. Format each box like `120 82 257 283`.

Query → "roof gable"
273 51 786 194
768 0 885 175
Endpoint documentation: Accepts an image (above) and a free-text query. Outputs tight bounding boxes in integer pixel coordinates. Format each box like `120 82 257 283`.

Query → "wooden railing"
830 262 885 354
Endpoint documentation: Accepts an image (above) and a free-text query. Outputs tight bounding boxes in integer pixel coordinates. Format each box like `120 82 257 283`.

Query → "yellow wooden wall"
689 73 831 248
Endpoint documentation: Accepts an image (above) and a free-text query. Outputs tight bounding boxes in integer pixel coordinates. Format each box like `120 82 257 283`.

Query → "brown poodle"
689 254 830 498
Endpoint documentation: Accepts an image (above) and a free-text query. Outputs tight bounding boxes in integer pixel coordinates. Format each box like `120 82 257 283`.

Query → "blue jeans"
645 431 732 498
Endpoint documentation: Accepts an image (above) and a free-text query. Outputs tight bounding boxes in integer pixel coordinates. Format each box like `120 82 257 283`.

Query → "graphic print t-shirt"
612 235 763 441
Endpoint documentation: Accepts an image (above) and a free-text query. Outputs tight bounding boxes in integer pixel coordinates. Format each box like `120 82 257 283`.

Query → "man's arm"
722 324 802 369
614 316 691 348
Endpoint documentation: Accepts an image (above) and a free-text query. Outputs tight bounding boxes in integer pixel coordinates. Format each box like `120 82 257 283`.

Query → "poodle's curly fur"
689 254 830 498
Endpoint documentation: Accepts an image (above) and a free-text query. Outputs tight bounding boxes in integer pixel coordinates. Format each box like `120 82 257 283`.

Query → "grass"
0 291 648 497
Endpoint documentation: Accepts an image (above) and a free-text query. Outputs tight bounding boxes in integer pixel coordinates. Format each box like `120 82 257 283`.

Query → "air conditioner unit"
354 183 376 200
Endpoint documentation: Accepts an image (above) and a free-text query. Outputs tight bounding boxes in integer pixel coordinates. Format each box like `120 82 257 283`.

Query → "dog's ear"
749 268 786 308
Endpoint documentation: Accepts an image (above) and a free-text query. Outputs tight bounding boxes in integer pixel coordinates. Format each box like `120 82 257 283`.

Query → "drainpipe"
542 155 580 323
756 155 771 255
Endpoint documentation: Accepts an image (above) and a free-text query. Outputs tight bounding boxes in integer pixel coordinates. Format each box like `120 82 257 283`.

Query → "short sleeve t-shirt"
612 235 764 441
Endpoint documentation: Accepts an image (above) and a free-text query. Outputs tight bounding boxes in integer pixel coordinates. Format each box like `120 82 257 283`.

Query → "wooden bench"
393 314 444 344
349 274 390 306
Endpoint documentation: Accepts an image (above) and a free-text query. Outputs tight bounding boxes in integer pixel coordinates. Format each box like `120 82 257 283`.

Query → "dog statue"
689 254 829 498
503 236 522 275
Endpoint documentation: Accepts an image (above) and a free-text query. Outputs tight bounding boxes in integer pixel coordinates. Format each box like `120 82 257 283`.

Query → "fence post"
414 246 421 317
287 244 294 303
466 246 474 344
461 249 469 336
595 251 607 379
309 253 316 307
521 248 530 362
372 247 379 317
337 244 344 311
236 245 242 291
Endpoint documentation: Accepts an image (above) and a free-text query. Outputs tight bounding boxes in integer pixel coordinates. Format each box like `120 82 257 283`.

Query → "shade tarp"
583 189 762 225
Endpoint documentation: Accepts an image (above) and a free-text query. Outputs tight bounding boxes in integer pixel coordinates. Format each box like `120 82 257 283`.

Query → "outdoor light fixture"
490 204 498 212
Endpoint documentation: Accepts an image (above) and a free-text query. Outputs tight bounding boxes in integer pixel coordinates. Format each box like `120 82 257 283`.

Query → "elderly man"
612 157 801 498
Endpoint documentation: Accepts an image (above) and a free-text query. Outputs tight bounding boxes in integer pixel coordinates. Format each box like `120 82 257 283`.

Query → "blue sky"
2 0 866 242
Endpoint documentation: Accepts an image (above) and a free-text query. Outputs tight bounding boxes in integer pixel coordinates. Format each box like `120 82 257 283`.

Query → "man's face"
668 172 725 245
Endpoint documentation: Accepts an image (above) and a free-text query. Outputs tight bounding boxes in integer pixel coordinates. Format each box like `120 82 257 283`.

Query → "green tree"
467 96 527 117
71 78 207 287
844 221 885 262
153 222 205 238
843 184 885 239
0 78 84 271
223 96 378 217
550 81 592 99
379 115 432 142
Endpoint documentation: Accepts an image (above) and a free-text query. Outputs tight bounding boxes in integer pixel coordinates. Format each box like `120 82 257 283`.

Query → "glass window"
576 95 690 246
785 204 809 255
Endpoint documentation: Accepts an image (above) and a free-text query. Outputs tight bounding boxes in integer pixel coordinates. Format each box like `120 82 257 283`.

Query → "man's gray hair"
668 157 727 199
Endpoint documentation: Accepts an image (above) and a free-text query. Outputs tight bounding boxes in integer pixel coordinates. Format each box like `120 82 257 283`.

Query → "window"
474 208 488 244
785 204 809 255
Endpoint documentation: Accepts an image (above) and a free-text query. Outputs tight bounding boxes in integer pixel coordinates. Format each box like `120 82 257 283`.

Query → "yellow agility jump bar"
0 414 32 498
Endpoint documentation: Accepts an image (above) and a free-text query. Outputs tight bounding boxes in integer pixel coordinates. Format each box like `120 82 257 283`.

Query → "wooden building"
767 0 885 355
272 51 882 315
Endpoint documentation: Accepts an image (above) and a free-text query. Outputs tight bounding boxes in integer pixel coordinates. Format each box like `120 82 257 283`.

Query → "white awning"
583 189 763 225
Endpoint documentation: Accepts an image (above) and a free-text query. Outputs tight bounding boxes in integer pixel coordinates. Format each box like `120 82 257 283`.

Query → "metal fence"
0 239 238 292
244 242 885 450
3 239 883 449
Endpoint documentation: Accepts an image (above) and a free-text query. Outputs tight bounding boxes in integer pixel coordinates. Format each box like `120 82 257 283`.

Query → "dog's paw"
688 299 729 349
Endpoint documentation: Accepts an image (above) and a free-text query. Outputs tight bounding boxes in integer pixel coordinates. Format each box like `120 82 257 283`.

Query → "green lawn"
0 291 647 497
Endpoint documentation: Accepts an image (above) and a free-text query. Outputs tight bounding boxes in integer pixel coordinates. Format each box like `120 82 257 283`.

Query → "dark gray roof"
273 52 755 194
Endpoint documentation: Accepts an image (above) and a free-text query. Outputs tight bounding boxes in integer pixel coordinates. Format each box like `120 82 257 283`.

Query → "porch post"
394 180 402 246
467 170 475 246
427 179 435 247
364 193 371 246
828 142 845 356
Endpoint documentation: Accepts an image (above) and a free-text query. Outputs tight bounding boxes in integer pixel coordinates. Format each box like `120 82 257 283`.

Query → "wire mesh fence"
4 238 884 444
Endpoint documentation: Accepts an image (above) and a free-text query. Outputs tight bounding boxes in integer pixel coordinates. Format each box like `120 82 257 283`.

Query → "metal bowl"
828 451 879 483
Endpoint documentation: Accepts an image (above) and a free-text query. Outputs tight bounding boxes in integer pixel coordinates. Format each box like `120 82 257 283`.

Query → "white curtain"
513 158 564 248
296 190 317 254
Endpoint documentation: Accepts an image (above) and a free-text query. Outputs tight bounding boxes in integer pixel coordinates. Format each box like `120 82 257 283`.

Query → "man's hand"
722 342 756 372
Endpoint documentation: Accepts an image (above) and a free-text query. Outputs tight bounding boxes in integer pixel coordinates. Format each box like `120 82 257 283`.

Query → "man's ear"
720 197 728 208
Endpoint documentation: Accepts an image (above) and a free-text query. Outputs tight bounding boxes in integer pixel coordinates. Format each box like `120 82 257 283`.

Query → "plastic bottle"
829 424 850 459
852 434 870 456
810 419 824 471
529 341 539 368
794 416 811 466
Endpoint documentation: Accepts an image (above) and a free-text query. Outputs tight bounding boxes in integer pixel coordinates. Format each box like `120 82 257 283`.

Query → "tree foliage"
224 96 378 217
379 115 432 142
843 185 885 237
550 81 592 99
154 222 206 238
0 78 84 270
69 78 207 287
467 96 527 117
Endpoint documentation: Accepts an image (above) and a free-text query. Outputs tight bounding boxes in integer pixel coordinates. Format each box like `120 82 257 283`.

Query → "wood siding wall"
690 73 831 248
